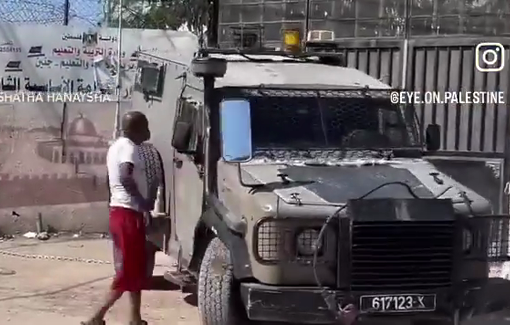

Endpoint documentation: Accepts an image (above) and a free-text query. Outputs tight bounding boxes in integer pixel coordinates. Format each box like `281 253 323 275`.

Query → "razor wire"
0 0 104 26
0 0 209 32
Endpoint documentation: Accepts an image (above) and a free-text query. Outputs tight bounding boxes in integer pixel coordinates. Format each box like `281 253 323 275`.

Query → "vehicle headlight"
296 228 322 256
463 227 473 252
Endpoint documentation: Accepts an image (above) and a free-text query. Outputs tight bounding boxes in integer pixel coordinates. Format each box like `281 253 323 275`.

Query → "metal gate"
335 37 510 213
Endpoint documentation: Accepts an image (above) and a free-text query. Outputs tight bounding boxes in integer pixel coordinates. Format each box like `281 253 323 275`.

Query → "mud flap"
201 204 253 280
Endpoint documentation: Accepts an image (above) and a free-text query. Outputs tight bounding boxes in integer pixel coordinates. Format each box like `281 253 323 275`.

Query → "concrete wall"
0 24 198 234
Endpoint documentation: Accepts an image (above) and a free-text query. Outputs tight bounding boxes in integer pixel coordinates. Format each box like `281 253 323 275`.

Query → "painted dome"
68 114 97 137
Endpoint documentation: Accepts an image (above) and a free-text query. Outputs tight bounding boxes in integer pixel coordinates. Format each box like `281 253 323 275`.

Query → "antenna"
207 0 219 47
112 0 123 139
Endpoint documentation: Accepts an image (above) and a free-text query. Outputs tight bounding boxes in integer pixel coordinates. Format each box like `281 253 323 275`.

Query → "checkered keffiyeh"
106 141 164 208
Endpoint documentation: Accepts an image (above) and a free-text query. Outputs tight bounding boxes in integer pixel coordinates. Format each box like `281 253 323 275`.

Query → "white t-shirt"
107 137 148 212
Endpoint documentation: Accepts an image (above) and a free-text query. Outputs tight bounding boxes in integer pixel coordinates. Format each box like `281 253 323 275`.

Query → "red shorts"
109 207 147 292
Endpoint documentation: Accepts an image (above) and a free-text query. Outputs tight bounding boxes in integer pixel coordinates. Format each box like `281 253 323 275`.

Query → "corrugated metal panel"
341 47 401 87
333 38 509 155
410 44 509 153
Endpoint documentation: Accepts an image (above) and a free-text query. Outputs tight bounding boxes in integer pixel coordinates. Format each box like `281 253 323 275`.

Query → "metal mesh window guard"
486 217 510 261
224 87 419 151
463 216 510 262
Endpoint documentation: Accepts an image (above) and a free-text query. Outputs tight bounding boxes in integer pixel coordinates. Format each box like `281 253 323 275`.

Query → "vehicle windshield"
246 89 420 151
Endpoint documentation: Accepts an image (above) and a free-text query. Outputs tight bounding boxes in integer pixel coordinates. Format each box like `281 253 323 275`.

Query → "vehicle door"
170 98 204 261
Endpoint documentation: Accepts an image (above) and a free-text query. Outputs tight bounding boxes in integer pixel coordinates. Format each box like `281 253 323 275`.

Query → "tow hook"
321 291 359 325
336 303 359 325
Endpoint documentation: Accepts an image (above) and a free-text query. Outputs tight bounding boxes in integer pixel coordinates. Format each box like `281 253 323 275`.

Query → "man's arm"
118 143 152 212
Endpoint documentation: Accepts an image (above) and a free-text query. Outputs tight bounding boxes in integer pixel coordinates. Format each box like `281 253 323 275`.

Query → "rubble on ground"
36 232 50 240
23 232 37 239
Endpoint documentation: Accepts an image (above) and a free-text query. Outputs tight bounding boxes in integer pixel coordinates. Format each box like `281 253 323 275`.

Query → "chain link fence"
0 0 105 26
0 0 189 29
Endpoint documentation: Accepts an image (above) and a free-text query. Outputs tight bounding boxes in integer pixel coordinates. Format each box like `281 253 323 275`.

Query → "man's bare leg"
82 289 123 324
129 291 143 324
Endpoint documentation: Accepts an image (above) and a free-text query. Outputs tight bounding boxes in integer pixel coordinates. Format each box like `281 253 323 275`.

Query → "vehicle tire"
198 237 249 325
138 142 164 204
138 142 166 260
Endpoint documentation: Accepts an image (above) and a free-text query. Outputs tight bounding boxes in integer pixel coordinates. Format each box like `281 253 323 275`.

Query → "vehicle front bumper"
240 278 510 324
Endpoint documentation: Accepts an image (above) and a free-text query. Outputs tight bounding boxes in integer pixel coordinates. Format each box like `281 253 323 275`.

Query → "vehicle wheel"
198 237 249 325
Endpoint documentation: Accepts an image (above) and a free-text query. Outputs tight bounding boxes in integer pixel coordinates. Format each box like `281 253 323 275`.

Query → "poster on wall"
0 24 183 210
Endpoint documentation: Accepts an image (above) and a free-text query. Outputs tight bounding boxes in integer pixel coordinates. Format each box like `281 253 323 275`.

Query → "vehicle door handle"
173 157 183 168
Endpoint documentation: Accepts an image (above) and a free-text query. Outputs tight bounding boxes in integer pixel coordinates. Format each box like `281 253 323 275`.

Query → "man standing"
83 111 152 325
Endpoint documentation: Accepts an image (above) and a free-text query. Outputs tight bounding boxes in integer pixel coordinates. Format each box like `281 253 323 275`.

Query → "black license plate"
360 294 436 313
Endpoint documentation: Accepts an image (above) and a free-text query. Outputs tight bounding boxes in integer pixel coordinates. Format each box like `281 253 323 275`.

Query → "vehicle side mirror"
425 124 440 151
172 121 194 154
220 99 252 162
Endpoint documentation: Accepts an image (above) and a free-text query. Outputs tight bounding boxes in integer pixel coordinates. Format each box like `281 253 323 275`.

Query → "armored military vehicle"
130 28 510 324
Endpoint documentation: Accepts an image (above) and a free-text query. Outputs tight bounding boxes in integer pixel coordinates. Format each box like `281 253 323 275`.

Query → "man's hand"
137 198 154 213
144 212 153 228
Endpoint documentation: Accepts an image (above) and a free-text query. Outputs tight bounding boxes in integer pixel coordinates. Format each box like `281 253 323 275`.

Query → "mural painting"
0 24 196 217
0 102 127 209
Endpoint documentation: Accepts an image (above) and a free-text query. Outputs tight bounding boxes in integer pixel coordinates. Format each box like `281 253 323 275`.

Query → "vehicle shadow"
147 275 180 291
183 292 197 307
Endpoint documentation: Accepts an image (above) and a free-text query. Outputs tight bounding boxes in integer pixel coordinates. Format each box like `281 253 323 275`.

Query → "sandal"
130 321 147 325
80 320 105 325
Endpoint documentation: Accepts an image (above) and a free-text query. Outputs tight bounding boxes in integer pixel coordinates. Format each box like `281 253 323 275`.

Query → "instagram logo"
475 42 505 72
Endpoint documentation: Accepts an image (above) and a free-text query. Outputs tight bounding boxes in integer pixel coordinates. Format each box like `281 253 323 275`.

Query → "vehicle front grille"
350 221 455 291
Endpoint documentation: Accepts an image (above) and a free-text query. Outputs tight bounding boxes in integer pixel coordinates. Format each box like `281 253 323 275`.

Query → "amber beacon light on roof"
282 28 301 53
282 28 336 54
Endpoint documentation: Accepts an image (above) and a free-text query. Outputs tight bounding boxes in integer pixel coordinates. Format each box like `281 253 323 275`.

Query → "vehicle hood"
240 159 492 215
